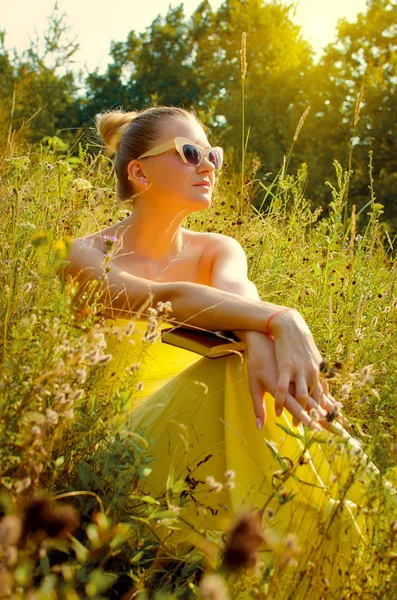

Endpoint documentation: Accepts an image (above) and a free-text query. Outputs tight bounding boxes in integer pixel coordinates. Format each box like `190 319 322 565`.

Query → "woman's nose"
197 155 215 173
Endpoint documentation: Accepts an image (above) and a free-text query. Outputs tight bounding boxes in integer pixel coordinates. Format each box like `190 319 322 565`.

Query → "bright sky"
2 0 368 73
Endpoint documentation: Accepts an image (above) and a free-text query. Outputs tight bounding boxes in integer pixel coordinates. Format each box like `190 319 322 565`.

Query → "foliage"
295 0 397 231
1 129 397 597
0 5 80 148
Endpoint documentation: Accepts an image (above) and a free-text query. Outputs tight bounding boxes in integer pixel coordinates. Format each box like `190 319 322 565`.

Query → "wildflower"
147 307 158 317
102 235 119 255
309 407 321 422
0 515 23 548
392 297 397 308
280 533 302 567
360 365 373 384
4 546 18 567
371 316 378 328
266 508 274 519
339 383 351 396
225 481 235 490
93 332 107 348
98 354 112 365
54 392 66 404
23 282 33 293
199 574 230 600
32 426 42 437
14 478 31 494
384 305 391 314
70 389 84 402
85 348 100 365
75 367 88 384
156 518 171 527
143 331 159 344
125 322 136 336
72 178 92 191
64 409 74 420
222 511 265 570
169 505 181 516
225 470 235 480
46 409 59 426
129 362 141 374
135 382 144 392
206 475 216 488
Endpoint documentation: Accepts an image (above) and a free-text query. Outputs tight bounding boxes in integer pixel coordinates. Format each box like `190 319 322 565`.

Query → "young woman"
64 106 376 596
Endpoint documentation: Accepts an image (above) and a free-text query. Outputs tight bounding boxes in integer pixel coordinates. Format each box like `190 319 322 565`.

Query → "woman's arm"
205 233 334 425
60 239 289 331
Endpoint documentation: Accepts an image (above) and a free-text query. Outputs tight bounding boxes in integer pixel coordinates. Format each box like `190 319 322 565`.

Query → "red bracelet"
265 308 292 336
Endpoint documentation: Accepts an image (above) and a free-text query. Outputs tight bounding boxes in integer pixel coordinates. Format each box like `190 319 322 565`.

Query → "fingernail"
256 417 262 429
276 409 282 417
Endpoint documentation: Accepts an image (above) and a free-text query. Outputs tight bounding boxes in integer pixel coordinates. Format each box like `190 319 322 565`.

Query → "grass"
0 132 397 599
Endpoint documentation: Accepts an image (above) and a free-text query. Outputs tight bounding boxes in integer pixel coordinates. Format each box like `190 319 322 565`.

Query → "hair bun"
96 110 138 152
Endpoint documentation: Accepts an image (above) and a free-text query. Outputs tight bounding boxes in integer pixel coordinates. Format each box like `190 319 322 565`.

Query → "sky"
2 0 368 74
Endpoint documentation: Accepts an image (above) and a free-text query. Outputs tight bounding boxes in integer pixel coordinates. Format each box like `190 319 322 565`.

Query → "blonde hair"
97 106 202 202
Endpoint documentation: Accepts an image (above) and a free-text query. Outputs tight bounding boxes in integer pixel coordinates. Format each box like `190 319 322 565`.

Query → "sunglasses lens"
208 150 222 170
182 144 201 165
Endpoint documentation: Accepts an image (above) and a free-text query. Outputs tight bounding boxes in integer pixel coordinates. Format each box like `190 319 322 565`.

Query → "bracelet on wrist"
265 307 293 336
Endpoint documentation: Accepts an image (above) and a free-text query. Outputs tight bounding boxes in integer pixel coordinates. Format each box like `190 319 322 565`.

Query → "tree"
297 0 397 229
0 4 80 147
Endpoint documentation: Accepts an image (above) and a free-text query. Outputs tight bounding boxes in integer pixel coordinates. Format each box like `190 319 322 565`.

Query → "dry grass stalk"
240 32 247 81
354 87 364 127
293 106 311 143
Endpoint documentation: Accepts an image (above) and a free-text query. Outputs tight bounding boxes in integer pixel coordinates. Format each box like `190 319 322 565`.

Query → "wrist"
265 307 296 336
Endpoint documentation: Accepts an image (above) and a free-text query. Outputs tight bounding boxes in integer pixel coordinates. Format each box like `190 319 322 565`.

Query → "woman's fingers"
309 378 325 407
285 393 321 431
274 369 292 417
248 376 267 428
295 375 309 411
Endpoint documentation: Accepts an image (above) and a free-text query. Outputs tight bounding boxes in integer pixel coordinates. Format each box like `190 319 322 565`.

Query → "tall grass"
0 128 397 599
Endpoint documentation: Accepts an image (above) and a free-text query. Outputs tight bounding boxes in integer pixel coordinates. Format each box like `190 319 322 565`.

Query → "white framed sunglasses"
138 137 224 170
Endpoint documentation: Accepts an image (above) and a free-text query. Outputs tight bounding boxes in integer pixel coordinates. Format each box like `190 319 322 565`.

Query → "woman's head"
97 106 210 203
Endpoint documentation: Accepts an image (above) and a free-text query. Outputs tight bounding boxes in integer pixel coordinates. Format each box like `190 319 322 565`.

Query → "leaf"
170 479 187 494
275 423 305 440
129 494 160 505
130 550 144 563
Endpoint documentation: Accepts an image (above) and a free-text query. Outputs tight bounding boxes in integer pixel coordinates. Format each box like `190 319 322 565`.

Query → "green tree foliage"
296 0 397 229
208 0 313 172
0 6 80 148
81 2 216 125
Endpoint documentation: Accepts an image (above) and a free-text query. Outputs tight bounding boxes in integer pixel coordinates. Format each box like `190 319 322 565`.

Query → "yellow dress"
99 317 388 598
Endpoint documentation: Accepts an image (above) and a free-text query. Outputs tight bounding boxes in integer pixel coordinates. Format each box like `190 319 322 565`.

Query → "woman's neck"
117 202 189 262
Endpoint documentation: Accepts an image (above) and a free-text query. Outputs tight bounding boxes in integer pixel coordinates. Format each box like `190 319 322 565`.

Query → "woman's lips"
194 181 211 188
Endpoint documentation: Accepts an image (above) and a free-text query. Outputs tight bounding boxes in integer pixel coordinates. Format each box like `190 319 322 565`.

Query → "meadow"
1 132 397 599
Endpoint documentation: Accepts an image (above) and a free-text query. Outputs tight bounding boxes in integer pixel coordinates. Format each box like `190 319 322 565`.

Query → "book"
161 326 247 359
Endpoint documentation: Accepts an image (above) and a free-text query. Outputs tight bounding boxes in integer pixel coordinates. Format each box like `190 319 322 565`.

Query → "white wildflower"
125 322 136 336
75 367 88 384
46 409 59 426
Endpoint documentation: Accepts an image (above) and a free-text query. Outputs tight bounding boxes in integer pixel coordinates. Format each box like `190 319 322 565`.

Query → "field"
1 136 397 599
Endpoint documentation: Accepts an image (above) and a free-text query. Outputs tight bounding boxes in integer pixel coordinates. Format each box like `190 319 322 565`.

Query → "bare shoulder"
194 231 244 257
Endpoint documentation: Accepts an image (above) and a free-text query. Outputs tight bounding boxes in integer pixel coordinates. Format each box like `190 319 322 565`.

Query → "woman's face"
135 117 217 212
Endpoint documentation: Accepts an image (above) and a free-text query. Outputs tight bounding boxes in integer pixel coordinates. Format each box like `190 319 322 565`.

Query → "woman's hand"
267 309 334 418
243 330 342 429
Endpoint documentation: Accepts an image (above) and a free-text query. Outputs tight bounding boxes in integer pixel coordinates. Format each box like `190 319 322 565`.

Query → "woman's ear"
127 159 150 188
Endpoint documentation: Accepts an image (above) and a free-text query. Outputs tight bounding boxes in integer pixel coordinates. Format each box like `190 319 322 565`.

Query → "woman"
64 106 376 597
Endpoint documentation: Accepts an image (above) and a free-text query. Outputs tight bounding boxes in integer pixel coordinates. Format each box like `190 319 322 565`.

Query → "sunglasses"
138 137 224 170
